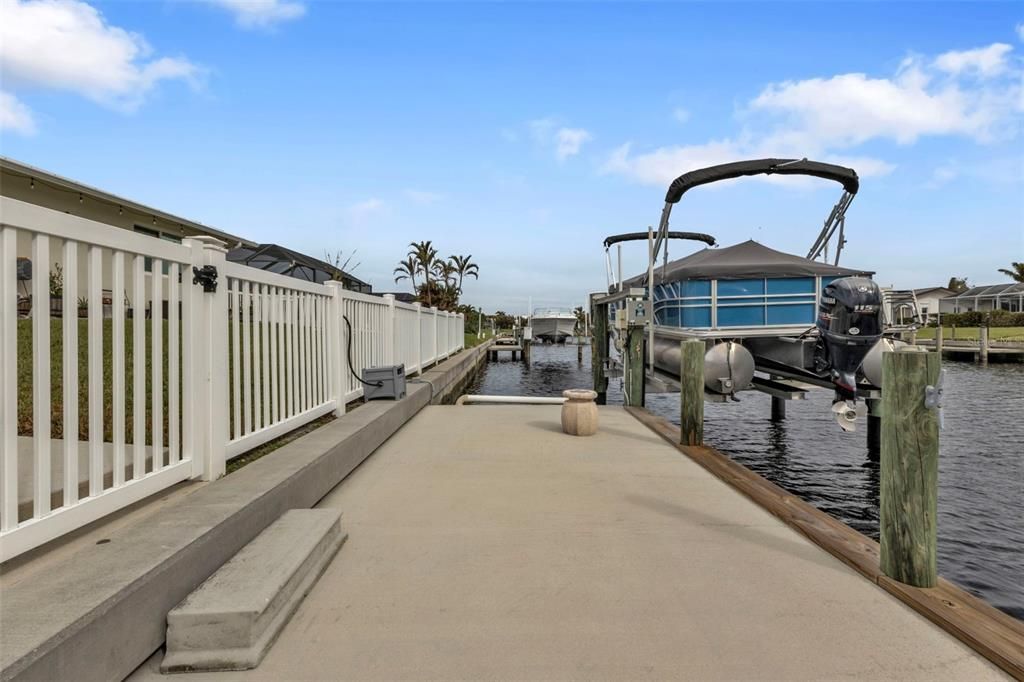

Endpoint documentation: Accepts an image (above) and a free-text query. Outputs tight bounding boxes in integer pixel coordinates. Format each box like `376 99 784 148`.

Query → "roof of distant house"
913 286 955 297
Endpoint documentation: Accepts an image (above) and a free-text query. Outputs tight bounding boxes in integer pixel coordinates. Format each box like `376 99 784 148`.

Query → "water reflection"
468 344 1024 620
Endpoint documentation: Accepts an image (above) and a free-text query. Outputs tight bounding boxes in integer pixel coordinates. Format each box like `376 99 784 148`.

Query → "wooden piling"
592 304 609 405
935 324 943 355
980 325 989 364
866 397 881 460
880 348 939 587
770 377 786 421
679 339 704 446
623 326 644 407
577 340 583 363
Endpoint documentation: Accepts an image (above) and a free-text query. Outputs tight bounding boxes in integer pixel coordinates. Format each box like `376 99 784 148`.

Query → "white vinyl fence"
0 197 463 561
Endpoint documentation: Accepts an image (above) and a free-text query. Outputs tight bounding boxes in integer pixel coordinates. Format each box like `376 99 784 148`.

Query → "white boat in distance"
530 308 577 343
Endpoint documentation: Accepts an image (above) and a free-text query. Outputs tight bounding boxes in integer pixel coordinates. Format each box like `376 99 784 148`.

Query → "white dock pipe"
456 395 567 405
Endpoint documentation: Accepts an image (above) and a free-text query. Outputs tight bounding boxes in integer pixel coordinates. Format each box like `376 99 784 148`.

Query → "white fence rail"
0 197 463 561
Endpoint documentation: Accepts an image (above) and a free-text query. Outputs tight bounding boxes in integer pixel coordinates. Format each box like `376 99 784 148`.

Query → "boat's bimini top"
664 158 860 204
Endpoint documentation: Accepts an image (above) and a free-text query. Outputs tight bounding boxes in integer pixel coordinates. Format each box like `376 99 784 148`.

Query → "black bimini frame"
653 158 860 267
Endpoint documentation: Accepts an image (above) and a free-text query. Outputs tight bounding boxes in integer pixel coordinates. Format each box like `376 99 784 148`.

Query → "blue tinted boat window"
767 277 815 294
681 280 711 297
718 305 764 326
718 279 765 296
767 304 815 325
660 306 681 326
681 306 711 327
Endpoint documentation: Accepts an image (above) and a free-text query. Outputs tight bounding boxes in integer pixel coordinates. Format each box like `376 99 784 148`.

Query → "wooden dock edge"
625 406 1024 680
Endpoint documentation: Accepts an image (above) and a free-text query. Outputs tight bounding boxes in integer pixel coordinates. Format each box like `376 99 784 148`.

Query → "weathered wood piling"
591 304 609 405
679 339 704 446
623 325 644 407
880 348 939 587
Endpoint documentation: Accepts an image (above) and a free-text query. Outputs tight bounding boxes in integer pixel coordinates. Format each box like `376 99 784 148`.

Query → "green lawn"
464 330 493 348
916 326 1024 342
16 319 333 473
16 318 174 443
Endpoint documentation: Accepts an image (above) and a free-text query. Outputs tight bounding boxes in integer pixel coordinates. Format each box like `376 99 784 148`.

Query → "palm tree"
448 254 479 294
997 262 1024 283
408 241 438 306
432 260 459 310
393 255 418 292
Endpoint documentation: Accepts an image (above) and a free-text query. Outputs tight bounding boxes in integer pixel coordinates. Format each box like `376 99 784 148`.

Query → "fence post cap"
182 235 227 251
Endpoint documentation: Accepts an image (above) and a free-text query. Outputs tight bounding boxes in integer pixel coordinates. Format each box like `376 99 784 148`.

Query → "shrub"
939 310 1024 327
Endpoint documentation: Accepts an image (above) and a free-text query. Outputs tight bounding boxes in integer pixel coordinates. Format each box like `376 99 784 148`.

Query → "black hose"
343 315 384 387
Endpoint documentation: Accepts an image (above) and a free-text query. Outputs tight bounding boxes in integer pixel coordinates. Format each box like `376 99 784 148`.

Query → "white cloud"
604 42 1019 189
602 140 743 186
749 56 1016 146
933 43 1012 78
0 0 201 114
199 0 306 29
554 127 591 160
527 118 591 160
1017 23 1024 42
404 189 442 204
672 107 690 124
0 91 36 135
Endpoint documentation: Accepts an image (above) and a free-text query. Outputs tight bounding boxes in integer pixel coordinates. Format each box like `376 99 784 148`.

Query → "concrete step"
161 509 346 673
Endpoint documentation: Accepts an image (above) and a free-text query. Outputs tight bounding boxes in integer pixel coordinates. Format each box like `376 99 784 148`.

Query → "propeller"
832 400 868 432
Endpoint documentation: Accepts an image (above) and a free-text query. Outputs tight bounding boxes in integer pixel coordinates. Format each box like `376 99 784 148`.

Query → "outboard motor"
815 277 882 402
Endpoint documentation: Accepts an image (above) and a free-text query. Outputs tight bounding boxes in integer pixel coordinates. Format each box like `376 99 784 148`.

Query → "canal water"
467 343 1024 620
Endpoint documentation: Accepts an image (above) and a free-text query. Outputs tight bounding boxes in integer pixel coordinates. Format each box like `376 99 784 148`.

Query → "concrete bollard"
561 389 598 436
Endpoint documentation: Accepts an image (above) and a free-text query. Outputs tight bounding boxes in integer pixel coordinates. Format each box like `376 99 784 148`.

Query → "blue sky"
2 1 1022 312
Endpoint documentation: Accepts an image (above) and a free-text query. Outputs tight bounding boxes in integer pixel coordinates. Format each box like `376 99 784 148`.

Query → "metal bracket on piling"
924 368 945 429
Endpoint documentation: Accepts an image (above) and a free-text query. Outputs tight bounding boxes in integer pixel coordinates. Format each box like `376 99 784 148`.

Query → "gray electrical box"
361 365 406 401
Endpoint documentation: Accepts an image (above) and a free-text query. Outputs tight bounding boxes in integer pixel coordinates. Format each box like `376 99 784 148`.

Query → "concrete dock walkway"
132 405 1004 680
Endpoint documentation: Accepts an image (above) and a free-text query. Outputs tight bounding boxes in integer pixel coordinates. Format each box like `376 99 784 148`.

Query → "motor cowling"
815 277 883 399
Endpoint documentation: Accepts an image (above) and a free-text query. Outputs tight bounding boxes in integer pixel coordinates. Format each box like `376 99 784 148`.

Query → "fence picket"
168 263 180 465
88 246 103 493
151 260 163 471
64 241 81 501
0 227 17 531
242 281 253 436
261 284 270 427
252 284 263 431
231 281 241 439
132 254 146 480
111 250 124 486
32 234 51 516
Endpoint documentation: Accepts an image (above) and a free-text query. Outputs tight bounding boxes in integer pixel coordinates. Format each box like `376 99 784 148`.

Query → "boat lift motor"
814 277 882 429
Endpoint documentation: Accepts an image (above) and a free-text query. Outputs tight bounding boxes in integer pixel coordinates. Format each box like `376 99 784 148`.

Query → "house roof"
913 287 955 297
1 156 254 248
944 283 1024 299
625 239 873 286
